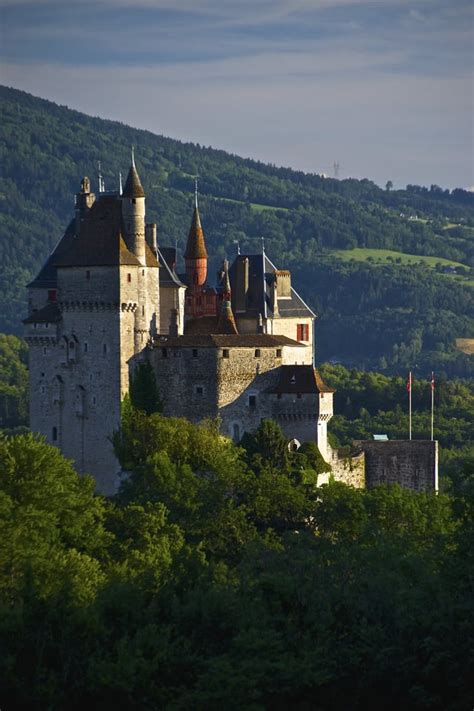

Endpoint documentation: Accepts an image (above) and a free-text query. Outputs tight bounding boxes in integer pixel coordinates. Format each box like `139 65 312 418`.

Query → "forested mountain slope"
1 86 473 375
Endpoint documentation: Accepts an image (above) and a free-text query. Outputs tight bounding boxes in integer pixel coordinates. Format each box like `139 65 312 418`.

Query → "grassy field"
333 247 468 269
455 338 474 355
212 196 288 212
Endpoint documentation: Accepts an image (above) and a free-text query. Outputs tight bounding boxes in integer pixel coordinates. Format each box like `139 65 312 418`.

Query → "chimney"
235 257 249 313
275 270 291 297
145 223 157 253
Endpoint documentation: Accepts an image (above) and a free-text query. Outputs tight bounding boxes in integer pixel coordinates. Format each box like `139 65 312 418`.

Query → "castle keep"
25 158 437 494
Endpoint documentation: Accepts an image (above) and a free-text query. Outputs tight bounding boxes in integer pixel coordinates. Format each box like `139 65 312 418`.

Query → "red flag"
406 372 412 392
430 372 435 391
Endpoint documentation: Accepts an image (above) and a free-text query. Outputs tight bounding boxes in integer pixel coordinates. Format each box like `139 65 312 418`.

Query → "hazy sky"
1 0 473 189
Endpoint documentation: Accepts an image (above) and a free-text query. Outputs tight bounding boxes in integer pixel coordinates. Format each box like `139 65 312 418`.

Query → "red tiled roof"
268 366 335 394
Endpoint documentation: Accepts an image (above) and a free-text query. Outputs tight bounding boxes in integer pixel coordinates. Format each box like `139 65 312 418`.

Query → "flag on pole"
407 371 412 440
430 371 435 441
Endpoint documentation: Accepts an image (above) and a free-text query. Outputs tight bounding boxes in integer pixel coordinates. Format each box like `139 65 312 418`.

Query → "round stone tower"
121 150 146 265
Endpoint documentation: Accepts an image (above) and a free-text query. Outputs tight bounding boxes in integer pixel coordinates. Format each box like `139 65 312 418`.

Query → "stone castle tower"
24 157 168 492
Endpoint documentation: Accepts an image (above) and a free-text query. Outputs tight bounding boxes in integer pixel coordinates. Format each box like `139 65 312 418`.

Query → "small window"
103 344 108 355
296 323 309 342
45 323 49 329
127 273 132 283
70 341 75 350
142 269 145 276
192 349 198 358
86 270 90 280
290 375 296 385
276 349 282 358
92 396 96 405
162 348 168 358
52 426 58 442
84 342 88 353
248 395 257 409
254 349 261 358
232 423 240 442
222 349 229 359
195 385 204 396
142 305 145 316
132 198 137 205
43 347 47 355
297 393 302 399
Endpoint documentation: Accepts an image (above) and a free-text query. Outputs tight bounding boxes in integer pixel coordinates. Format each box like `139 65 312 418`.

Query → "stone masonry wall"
353 440 438 492
327 446 366 488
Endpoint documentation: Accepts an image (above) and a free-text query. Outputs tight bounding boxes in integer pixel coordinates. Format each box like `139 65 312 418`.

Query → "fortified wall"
352 440 438 492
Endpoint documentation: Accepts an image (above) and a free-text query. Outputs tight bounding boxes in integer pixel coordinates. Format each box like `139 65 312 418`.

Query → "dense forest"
1 85 473 376
1 409 473 709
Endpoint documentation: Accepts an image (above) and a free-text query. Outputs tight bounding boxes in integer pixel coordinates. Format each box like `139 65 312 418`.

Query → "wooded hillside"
1 86 473 375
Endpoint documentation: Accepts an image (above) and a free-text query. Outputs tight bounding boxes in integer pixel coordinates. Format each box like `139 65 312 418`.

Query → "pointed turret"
184 179 207 286
121 147 146 264
216 299 239 335
122 148 145 198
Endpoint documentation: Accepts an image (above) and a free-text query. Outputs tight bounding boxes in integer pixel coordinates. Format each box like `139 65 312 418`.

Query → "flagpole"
431 371 435 441
408 371 412 441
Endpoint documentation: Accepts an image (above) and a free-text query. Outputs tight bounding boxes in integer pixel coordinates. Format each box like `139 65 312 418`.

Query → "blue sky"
1 0 473 188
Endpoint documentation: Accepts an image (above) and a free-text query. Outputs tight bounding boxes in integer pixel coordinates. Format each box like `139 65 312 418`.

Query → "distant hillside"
1 85 473 376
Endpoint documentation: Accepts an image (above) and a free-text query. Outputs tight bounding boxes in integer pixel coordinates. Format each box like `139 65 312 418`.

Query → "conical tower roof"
122 151 145 198
216 299 238 335
184 206 208 260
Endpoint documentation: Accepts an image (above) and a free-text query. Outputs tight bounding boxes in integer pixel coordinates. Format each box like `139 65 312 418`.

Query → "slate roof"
154 333 306 349
268 365 335 394
184 207 208 260
23 302 62 324
229 253 315 320
29 195 159 289
157 247 186 287
28 219 77 289
122 164 145 198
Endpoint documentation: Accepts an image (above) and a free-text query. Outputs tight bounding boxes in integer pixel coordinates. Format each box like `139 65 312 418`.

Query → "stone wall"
353 440 438 492
150 345 219 421
327 445 366 488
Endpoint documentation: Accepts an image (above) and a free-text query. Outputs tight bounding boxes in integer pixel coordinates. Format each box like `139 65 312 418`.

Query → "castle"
24 156 438 494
